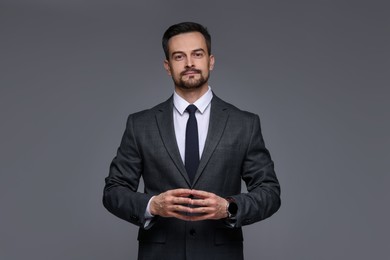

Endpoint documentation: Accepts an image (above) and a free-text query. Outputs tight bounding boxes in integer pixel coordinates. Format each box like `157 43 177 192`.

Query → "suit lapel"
155 97 191 185
193 96 229 186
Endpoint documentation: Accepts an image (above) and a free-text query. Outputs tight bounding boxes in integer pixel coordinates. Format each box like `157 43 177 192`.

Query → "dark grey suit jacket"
103 95 281 260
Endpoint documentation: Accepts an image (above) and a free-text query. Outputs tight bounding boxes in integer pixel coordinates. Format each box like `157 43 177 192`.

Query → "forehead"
167 32 208 54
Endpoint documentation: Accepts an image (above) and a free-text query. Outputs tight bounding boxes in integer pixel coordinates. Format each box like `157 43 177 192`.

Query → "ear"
209 55 215 71
163 60 172 75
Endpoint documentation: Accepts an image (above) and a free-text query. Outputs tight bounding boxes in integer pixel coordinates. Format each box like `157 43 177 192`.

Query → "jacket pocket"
137 226 166 244
214 228 243 245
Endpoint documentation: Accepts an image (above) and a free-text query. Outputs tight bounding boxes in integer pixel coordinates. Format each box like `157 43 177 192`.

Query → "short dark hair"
162 22 211 60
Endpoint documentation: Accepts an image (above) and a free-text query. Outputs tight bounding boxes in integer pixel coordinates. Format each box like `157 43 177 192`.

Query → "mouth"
181 69 201 76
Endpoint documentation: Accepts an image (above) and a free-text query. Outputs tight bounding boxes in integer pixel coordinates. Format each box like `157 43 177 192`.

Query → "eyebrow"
171 48 206 57
192 48 206 53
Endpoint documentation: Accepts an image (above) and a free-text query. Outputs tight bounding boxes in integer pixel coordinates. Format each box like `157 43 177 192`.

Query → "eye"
193 52 204 58
173 54 184 61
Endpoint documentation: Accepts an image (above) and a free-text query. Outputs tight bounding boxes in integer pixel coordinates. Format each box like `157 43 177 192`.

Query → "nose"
185 56 194 68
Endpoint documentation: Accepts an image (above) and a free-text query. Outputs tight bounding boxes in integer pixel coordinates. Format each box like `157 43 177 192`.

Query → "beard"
173 68 209 90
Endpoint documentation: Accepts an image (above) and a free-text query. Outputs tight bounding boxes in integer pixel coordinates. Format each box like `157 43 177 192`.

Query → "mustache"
181 68 201 76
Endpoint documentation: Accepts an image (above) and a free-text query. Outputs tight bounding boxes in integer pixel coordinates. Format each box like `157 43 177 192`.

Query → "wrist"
149 196 157 216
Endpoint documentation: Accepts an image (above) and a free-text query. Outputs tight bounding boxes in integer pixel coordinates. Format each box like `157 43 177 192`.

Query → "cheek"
169 65 179 75
169 67 178 76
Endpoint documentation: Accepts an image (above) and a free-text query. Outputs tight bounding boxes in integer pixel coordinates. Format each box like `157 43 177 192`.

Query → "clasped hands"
150 188 228 221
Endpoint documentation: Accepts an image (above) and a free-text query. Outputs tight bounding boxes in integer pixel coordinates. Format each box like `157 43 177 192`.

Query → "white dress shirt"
173 87 213 163
144 87 213 224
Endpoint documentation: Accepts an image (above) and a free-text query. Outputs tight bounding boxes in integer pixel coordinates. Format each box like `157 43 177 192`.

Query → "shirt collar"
173 86 213 115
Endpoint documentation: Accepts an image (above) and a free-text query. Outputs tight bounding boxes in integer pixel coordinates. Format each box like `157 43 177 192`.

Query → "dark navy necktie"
185 104 199 183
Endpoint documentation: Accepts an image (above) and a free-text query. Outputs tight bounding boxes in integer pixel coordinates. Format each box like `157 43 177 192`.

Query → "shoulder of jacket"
213 95 258 120
127 96 173 120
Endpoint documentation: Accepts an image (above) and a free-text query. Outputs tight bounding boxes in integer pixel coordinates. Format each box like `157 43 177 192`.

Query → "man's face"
164 32 214 91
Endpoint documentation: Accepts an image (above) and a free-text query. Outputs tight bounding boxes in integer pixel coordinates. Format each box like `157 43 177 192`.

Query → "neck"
174 84 209 104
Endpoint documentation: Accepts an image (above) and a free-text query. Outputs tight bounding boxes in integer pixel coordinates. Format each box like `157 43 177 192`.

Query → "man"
103 22 281 260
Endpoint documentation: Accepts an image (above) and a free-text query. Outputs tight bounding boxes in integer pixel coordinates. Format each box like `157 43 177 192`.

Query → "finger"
189 206 211 215
169 188 193 197
171 213 193 221
190 198 209 207
169 204 194 213
189 189 214 199
168 208 202 221
188 213 214 221
172 197 193 205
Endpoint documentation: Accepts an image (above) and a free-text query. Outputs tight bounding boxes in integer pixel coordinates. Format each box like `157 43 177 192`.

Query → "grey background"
1 0 389 259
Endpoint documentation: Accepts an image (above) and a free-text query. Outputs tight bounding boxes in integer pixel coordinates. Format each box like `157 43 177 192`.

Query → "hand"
186 190 229 221
150 188 194 221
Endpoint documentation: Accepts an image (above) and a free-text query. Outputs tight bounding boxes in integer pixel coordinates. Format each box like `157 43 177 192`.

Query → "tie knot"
186 104 198 115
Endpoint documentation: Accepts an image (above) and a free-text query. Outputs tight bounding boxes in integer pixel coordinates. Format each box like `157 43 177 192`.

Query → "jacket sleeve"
103 114 153 227
229 114 281 227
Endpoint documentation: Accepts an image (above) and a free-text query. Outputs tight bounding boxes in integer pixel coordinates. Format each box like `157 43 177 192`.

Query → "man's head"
162 22 211 60
162 22 215 92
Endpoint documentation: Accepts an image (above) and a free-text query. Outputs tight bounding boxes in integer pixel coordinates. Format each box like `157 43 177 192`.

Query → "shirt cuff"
144 196 155 228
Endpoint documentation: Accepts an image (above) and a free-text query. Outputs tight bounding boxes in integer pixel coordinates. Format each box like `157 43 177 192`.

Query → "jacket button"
189 229 196 236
